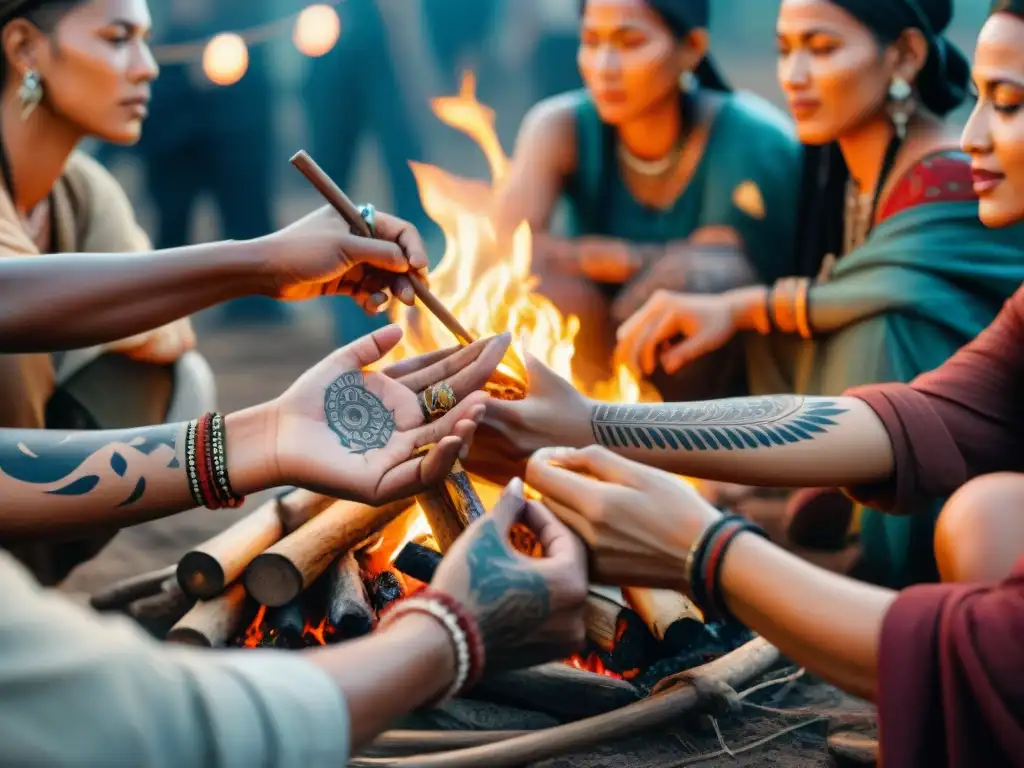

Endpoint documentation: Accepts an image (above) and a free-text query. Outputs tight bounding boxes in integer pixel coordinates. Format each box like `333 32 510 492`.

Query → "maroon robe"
842 284 1024 766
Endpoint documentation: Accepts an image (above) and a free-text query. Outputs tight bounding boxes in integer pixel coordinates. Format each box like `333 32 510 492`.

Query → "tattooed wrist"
463 519 550 652
590 396 848 452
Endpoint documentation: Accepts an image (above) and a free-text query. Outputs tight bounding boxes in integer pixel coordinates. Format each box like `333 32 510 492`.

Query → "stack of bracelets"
685 514 768 625
378 587 485 704
764 276 813 340
185 412 246 510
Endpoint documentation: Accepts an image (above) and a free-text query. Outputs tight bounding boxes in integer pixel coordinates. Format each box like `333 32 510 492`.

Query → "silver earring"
18 69 42 120
887 76 914 140
678 70 698 93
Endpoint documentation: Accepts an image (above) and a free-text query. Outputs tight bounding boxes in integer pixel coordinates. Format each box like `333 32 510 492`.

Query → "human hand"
105 318 196 364
258 205 430 313
540 236 644 284
525 446 722 590
614 289 742 377
431 477 589 672
464 354 593 486
227 326 511 504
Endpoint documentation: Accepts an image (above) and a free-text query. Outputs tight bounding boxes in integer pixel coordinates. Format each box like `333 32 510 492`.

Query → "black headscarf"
794 0 970 278
990 0 1024 16
579 0 731 92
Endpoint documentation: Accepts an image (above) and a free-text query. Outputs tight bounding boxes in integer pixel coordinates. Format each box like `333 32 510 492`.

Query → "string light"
149 1 343 83
294 4 341 58
202 33 249 86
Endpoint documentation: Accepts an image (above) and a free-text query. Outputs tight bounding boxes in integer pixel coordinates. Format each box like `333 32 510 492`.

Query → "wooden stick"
244 498 412 607
127 578 195 639
326 551 374 641
353 638 781 768
177 489 336 599
393 540 442 583
415 461 485 552
264 601 307 649
89 564 177 611
290 150 475 346
165 583 252 648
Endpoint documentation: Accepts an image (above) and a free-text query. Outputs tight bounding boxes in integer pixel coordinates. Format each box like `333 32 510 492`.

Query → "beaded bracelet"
378 589 485 704
185 413 245 510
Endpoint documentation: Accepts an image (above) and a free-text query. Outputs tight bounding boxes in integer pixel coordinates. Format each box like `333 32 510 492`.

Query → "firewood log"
470 662 640 721
622 587 705 653
415 461 485 552
165 583 252 648
393 540 442 583
582 589 621 652
89 564 177 611
325 551 374 641
264 601 307 649
177 489 336 600
244 498 412 607
127 578 195 639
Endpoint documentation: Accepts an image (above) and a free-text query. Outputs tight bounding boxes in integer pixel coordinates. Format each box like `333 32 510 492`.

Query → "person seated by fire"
492 0 802 399
611 0 1024 589
477 6 1024 761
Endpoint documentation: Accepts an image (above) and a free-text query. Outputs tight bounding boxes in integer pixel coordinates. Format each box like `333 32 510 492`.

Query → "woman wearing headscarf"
521 8 1024 763
613 0 1024 587
493 0 802 398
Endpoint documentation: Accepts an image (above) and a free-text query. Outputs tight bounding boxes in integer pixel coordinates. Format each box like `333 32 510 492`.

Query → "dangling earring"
678 70 698 93
18 69 42 120
886 76 915 140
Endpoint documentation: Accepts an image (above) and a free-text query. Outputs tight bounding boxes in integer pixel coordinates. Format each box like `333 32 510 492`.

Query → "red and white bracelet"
378 588 485 703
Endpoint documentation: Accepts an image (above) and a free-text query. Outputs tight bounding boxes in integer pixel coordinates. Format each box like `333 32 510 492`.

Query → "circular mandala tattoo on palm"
324 371 396 454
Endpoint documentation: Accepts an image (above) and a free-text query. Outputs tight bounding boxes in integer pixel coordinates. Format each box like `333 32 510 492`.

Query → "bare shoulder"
514 92 582 175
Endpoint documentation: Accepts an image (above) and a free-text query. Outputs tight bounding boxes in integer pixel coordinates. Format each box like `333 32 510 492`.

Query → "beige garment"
0 151 151 429
0 551 350 766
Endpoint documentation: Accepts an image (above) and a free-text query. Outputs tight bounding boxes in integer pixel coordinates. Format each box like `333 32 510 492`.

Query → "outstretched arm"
0 240 266 354
588 395 895 487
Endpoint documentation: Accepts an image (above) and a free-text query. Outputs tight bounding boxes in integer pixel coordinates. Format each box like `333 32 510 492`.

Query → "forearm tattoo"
324 371 396 453
0 424 181 507
591 396 848 452
465 519 549 648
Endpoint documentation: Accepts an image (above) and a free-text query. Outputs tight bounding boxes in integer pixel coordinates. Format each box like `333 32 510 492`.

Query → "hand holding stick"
290 150 475 346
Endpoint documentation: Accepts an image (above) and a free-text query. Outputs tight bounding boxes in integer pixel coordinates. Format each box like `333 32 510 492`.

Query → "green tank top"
561 89 802 284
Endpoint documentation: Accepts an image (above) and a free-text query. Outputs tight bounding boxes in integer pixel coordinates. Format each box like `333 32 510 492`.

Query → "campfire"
93 74 736 680
85 74 798 765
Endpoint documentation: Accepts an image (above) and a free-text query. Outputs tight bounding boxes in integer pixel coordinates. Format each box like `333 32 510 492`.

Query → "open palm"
272 325 492 503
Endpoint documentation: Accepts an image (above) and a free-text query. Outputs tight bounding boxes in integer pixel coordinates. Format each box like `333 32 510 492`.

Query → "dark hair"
990 0 1024 17
793 0 969 277
578 0 730 91
0 0 83 80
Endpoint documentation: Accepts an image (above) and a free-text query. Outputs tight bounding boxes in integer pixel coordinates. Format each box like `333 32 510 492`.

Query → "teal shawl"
748 200 1024 587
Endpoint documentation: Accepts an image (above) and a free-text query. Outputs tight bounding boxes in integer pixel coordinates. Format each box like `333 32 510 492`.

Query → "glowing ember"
241 604 267 648
303 617 328 646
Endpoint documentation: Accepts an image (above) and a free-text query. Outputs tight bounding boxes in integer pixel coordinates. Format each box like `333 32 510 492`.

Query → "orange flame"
385 72 657 403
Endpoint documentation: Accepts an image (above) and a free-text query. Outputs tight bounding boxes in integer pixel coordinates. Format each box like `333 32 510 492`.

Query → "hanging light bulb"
294 4 341 58
202 32 249 86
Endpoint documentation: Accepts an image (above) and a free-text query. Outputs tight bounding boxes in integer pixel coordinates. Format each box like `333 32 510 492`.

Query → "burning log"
177 489 336 600
415 461 485 552
244 498 412 607
89 564 177 611
263 601 307 649
622 587 706 655
127 577 195 639
326 551 374 641
393 540 442 584
166 583 252 648
368 570 407 613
